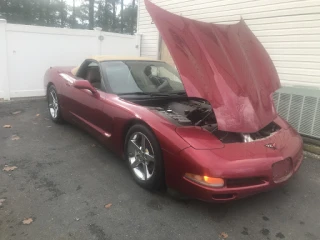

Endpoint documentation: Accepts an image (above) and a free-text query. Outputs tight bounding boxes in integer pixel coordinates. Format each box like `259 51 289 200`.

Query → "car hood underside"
145 0 281 133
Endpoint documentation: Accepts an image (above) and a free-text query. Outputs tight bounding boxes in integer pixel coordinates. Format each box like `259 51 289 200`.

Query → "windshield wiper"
117 92 149 95
118 91 187 97
148 91 187 96
172 91 187 95
149 92 170 97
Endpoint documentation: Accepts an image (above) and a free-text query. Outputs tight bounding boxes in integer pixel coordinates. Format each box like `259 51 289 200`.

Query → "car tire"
125 124 165 190
47 85 64 123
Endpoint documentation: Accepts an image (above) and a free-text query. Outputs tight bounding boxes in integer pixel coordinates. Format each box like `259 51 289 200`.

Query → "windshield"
100 60 185 94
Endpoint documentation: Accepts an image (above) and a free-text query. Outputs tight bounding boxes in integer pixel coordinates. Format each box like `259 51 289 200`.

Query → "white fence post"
135 34 141 56
94 27 103 55
0 19 10 100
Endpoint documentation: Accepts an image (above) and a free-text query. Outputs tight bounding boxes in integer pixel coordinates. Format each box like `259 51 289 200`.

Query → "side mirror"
73 80 98 96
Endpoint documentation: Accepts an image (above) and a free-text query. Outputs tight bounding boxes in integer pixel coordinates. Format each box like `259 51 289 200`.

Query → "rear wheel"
125 124 164 190
47 85 64 123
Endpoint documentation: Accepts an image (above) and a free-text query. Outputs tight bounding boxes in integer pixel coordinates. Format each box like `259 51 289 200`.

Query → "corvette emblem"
265 143 276 150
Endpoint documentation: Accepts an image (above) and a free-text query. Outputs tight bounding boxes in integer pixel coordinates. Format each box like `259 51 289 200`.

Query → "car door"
66 60 110 138
96 60 142 147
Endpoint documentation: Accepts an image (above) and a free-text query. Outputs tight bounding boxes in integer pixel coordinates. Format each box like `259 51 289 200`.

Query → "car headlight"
185 173 224 188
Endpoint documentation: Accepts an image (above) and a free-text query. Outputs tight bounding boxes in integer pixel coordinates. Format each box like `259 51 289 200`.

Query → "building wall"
138 0 320 138
0 20 141 99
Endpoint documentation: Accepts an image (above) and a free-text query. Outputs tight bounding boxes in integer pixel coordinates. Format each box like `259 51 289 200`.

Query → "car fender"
108 97 190 157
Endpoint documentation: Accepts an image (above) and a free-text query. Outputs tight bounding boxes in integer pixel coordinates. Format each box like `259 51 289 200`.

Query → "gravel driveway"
0 99 319 240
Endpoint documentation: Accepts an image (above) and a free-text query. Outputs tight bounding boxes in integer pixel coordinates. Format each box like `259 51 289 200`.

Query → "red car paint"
44 64 303 202
145 0 280 133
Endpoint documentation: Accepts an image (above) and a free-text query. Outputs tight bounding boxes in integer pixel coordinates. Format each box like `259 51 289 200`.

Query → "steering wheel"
156 77 170 92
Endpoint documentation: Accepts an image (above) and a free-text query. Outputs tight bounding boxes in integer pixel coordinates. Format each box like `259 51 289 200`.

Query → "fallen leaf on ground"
3 125 11 128
219 232 228 239
22 218 33 225
36 114 40 117
0 199 5 206
12 111 21 115
104 203 112 209
3 166 17 172
11 135 20 141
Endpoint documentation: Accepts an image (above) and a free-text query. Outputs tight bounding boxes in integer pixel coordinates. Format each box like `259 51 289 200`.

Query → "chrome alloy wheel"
48 89 59 119
127 132 155 181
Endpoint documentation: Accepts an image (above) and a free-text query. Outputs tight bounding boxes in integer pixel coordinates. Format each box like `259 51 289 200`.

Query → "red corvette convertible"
44 1 303 202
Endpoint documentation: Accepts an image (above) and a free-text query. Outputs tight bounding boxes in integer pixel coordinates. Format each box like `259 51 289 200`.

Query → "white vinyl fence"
0 19 141 100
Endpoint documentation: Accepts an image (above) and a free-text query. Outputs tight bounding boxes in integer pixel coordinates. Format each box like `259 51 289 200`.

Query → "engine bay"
135 98 280 143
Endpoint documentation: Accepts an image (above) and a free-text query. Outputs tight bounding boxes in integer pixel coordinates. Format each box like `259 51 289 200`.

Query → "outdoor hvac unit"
273 92 320 139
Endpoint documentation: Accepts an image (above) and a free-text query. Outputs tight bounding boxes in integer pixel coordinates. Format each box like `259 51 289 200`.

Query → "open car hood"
145 0 280 133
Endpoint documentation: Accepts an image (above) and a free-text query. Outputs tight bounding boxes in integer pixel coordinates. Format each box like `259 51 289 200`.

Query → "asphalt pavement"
0 99 319 240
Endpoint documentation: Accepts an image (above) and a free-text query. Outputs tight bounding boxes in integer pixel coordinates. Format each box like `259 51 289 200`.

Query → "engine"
147 99 280 143
150 99 216 127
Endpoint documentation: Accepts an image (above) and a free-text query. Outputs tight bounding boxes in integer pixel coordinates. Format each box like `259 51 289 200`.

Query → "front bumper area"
165 129 304 202
182 148 302 202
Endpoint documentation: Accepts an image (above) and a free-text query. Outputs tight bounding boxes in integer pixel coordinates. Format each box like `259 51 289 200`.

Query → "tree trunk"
39 0 44 25
3 0 8 20
71 0 75 28
131 0 135 34
46 0 51 26
60 0 65 27
104 0 109 31
120 0 123 33
88 0 95 30
112 0 116 31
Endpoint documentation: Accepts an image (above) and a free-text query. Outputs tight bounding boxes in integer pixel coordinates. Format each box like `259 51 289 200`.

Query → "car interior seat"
86 67 101 89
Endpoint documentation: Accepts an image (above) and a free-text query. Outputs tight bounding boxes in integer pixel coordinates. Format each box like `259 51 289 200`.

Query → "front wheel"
125 124 165 190
47 85 64 123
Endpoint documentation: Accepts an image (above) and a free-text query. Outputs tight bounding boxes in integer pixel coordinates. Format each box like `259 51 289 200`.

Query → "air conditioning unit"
273 91 320 139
